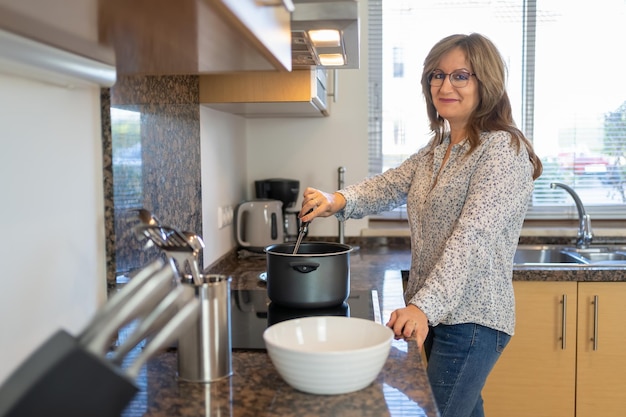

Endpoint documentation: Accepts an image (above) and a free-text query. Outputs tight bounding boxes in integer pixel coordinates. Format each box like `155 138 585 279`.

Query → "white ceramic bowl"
263 316 393 395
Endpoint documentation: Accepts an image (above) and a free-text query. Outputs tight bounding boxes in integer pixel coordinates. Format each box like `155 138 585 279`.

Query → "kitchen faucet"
550 182 593 248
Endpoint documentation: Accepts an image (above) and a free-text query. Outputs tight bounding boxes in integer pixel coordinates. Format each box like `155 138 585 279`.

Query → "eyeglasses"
428 70 476 88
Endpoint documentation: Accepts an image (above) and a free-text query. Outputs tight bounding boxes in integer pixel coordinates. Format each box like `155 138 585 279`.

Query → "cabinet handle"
256 0 295 13
560 294 567 350
592 295 599 351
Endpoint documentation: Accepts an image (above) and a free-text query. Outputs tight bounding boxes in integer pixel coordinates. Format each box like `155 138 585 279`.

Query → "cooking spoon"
292 209 313 254
133 208 161 248
135 225 204 285
135 208 160 226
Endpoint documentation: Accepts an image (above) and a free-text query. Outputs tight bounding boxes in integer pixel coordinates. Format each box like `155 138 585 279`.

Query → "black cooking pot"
267 302 350 326
265 242 352 308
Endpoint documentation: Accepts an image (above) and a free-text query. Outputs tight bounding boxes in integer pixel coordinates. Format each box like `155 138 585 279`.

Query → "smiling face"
430 47 479 136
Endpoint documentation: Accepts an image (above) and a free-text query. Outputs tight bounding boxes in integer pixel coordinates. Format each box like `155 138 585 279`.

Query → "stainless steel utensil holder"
177 275 232 383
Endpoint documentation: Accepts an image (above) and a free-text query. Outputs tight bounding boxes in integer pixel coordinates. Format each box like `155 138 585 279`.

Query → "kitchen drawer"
200 68 330 117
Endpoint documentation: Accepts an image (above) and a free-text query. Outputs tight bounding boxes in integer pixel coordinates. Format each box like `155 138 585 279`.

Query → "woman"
298 33 542 417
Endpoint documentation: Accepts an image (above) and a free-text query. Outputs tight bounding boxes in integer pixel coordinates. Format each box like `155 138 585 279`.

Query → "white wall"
244 2 370 238
244 72 370 238
0 73 106 384
199 56 372 263
200 106 248 263
197 1 370 265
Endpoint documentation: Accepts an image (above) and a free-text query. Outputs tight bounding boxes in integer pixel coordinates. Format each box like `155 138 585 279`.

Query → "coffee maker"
255 178 301 242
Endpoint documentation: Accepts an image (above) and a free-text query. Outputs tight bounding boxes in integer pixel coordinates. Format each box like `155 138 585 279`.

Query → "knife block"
0 330 138 417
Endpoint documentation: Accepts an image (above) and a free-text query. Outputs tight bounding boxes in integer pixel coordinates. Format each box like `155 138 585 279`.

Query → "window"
392 46 404 78
111 108 142 209
393 120 406 146
110 107 144 273
369 0 626 220
111 108 143 210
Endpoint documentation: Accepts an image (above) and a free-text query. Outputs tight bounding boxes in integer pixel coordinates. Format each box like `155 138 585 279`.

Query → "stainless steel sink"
514 246 580 264
514 245 626 266
564 247 626 264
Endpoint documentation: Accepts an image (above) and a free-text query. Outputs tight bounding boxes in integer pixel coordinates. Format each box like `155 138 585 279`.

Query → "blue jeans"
423 323 511 417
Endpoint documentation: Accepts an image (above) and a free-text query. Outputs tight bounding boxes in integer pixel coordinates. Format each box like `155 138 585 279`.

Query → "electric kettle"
235 200 284 251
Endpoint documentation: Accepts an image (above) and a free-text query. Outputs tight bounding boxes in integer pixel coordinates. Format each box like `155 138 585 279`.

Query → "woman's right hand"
299 187 346 223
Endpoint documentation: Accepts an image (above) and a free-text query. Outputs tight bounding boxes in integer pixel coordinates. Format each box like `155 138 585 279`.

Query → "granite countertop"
119 240 439 417
121 339 435 417
512 264 626 281
118 236 626 417
207 236 626 287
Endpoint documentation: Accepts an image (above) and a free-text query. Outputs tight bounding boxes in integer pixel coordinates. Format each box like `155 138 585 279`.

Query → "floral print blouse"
337 130 534 335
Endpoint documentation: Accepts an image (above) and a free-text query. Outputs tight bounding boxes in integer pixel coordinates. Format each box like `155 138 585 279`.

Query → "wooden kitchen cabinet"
204 0 292 72
576 282 626 417
98 0 292 75
200 68 330 117
483 281 626 417
483 281 577 417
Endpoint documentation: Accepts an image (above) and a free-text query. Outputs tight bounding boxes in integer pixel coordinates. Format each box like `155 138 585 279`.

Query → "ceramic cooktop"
230 289 381 350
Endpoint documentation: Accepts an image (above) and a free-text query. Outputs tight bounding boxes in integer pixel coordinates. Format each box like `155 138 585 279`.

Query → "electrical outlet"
217 205 234 229
225 205 234 226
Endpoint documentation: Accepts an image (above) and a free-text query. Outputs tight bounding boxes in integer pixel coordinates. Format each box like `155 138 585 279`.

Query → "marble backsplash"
102 75 202 283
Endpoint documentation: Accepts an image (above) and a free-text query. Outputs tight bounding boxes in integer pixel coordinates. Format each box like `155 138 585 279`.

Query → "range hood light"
319 53 345 66
308 29 341 48
291 0 360 69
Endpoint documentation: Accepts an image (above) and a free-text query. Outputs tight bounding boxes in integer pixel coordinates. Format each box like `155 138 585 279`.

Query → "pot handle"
289 262 320 273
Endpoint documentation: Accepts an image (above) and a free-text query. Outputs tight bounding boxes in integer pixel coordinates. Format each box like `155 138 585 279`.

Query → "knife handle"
110 284 193 365
126 296 200 379
79 258 165 342
81 263 177 356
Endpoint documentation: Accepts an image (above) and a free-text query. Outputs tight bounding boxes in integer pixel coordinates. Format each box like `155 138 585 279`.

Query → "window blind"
368 0 383 178
368 0 626 220
111 108 142 209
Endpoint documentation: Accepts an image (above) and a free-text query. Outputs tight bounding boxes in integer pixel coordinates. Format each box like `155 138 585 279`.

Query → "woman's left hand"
386 304 429 349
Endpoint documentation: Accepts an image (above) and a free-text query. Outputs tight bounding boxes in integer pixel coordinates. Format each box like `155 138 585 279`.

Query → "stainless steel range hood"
291 0 360 70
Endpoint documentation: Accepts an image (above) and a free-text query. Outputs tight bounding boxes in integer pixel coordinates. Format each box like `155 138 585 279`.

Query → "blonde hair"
421 33 542 179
